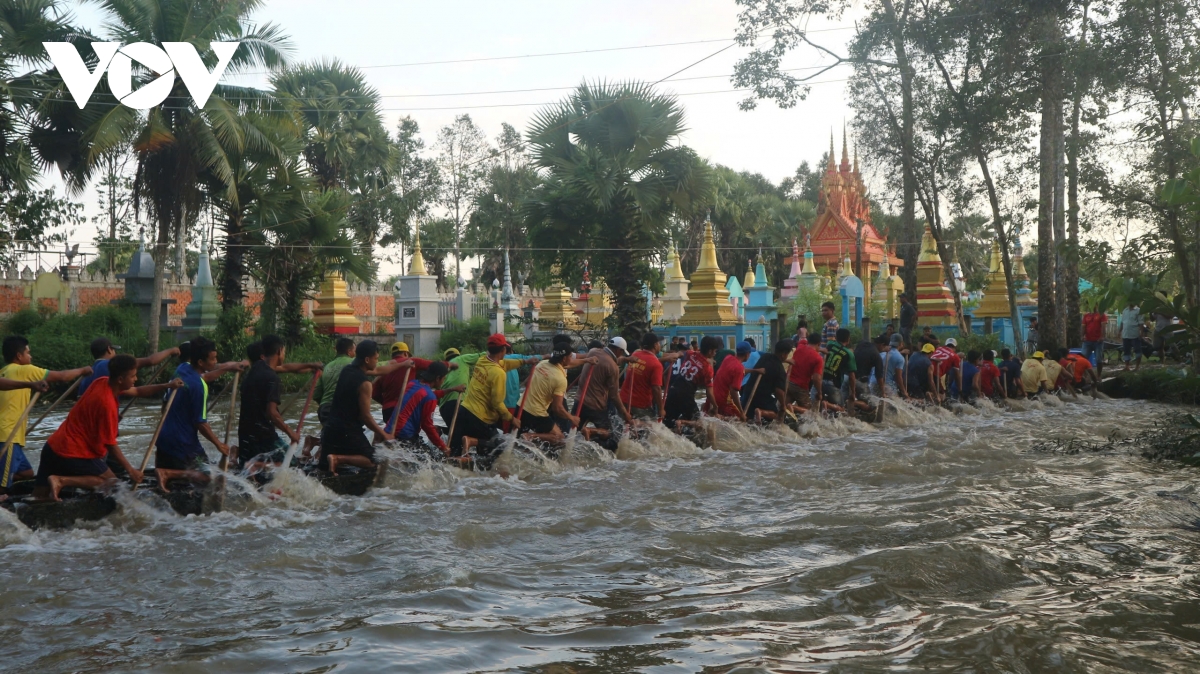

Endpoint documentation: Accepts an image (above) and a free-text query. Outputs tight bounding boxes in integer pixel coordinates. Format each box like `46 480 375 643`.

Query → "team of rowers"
0 298 1101 502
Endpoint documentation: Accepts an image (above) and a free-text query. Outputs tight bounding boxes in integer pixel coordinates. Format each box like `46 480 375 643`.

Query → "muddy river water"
2 396 1198 673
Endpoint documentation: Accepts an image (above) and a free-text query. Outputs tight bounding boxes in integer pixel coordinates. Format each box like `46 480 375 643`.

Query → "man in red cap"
451 333 525 456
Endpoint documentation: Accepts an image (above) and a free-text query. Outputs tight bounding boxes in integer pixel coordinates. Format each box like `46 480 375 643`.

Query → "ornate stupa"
1013 239 1035 307
799 235 820 292
976 241 1012 318
314 269 359 335
725 273 745 319
914 224 956 326
871 248 891 306
394 227 443 353
538 265 578 328
781 238 802 298
745 254 777 327
677 222 739 326
180 235 220 338
661 244 689 322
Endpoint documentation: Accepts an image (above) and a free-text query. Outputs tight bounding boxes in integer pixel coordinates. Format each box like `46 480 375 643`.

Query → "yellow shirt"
1043 360 1064 389
1020 359 1050 394
461 356 522 425
523 360 567 418
0 364 48 445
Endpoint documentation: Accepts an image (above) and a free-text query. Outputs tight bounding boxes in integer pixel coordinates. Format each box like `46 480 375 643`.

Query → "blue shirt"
741 351 761 386
156 362 208 461
884 349 905 390
78 358 110 397
394 381 437 439
958 362 980 398
504 354 528 409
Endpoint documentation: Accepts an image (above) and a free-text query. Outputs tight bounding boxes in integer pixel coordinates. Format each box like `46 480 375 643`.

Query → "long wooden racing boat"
1 481 117 529
303 458 390 496
139 470 227 517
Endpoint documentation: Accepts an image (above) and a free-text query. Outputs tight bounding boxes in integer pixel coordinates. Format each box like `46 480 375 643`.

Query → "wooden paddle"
139 388 178 472
0 392 40 489
573 365 596 431
659 362 673 422
27 376 82 434
121 359 171 420
744 372 764 420
384 368 412 435
219 371 240 471
446 396 463 449
511 366 539 438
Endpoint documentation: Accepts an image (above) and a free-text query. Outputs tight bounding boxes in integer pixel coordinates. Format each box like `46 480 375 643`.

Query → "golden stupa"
975 241 1012 318
538 265 579 328
313 270 359 334
914 225 956 325
677 222 739 326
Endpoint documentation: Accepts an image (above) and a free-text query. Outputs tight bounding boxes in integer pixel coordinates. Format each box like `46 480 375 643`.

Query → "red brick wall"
0 287 28 314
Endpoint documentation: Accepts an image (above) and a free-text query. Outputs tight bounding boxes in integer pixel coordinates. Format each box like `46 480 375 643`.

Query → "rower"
0 336 93 488
78 337 178 397
577 337 632 443
979 350 1005 400
389 361 452 457
907 343 938 403
998 349 1025 398
32 355 182 502
823 328 865 411
153 338 246 491
931 337 962 400
315 337 356 424
620 333 667 422
519 344 584 444
319 340 394 475
236 335 323 470
1063 349 1099 391
960 350 983 402
744 339 793 423
854 335 889 400
884 335 907 398
1020 351 1052 396
663 336 720 433
451 333 524 457
712 341 759 422
373 342 436 426
785 332 824 413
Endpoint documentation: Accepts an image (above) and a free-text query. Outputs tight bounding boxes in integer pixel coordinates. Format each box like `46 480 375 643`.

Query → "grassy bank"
1105 367 1200 405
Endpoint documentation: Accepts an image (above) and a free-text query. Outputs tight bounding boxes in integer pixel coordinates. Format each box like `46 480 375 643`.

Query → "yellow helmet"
391 341 410 354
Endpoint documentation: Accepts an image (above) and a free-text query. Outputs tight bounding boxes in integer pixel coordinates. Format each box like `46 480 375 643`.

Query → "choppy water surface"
3 396 1199 673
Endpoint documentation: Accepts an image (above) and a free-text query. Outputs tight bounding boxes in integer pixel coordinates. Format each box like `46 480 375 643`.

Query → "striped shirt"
822 318 839 345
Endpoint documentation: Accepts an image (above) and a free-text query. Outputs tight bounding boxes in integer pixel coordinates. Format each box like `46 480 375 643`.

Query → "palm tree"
526 81 712 337
69 0 292 350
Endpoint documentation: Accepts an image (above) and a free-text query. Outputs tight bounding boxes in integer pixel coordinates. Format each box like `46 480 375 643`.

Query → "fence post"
984 317 993 335
861 316 871 340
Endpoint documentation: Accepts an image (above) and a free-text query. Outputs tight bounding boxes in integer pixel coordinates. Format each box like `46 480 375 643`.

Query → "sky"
44 0 863 278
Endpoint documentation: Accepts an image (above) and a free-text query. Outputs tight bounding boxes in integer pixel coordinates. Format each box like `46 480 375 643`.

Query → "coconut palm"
526 81 712 337
64 0 292 350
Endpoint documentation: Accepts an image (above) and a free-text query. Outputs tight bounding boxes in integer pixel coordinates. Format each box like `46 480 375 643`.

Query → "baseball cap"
945 337 958 347
608 336 629 355
486 333 509 349
90 337 120 359
735 340 753 355
922 343 936 354
1033 351 1045 359
391 341 410 354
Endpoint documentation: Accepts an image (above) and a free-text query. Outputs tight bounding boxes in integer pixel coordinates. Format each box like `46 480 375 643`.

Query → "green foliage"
207 305 257 365
277 328 336 393
3 305 148 373
0 188 82 268
1117 369 1200 406
3 308 43 336
438 316 492 354
953 331 1005 357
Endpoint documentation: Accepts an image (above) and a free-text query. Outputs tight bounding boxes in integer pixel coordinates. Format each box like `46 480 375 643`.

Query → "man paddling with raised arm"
744 339 792 423
153 338 247 491
577 337 633 444
236 335 322 470
663 336 720 434
78 337 179 397
389 361 453 457
451 333 526 460
319 340 393 475
0 336 91 487
33 355 183 502
620 333 668 422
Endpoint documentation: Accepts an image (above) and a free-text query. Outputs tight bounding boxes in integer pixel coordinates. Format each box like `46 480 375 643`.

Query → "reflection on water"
3 397 1200 672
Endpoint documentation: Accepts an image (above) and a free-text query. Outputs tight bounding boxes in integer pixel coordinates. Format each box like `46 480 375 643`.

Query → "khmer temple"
794 131 902 278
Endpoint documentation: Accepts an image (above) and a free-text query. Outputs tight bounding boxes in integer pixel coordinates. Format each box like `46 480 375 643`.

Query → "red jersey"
667 351 713 399
787 343 824 388
1065 354 1093 383
1083 313 1107 342
979 361 1002 397
621 350 664 410
373 356 434 409
711 355 745 416
931 347 961 376
48 376 119 459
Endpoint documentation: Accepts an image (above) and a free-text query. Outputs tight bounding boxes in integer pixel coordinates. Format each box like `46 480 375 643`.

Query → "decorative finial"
408 224 427 275
827 131 836 171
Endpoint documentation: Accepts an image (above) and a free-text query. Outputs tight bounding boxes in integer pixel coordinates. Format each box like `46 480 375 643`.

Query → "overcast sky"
48 0 863 277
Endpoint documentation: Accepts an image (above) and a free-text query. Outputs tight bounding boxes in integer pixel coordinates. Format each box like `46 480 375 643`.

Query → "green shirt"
314 355 354 408
441 352 483 404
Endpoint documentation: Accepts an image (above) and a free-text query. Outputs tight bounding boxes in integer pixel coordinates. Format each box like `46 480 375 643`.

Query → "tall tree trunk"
1065 5 1088 348
1037 10 1063 357
609 239 648 340
221 213 245 310
977 154 1024 357
880 0 920 297
1054 98 1069 346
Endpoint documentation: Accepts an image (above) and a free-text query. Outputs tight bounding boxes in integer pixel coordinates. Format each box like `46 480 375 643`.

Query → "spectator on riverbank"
1118 302 1143 371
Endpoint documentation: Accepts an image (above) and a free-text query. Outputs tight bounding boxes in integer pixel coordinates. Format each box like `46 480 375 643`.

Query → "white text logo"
43 42 240 110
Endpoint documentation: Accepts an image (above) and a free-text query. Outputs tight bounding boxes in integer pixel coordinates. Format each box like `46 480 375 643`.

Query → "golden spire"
918 224 941 264
666 243 686 281
976 241 1012 318
408 225 428 275
677 221 738 326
